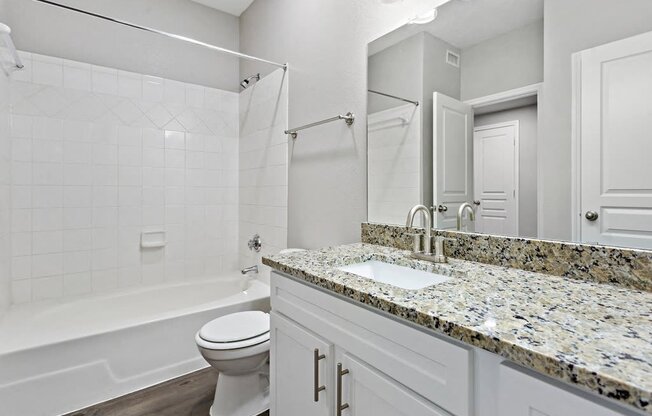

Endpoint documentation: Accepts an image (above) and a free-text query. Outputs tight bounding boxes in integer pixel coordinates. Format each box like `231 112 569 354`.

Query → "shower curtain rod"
368 90 419 106
32 0 288 70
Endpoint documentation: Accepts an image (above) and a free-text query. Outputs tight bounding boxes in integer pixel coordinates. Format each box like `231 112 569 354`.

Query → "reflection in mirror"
367 0 652 250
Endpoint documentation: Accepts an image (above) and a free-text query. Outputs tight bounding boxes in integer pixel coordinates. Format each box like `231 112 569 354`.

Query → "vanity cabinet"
270 272 471 416
498 364 626 416
270 272 641 416
271 312 333 416
336 350 450 416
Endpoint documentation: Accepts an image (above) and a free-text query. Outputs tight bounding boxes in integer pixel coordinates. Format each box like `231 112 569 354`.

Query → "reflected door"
433 93 474 230
473 122 519 236
579 30 652 249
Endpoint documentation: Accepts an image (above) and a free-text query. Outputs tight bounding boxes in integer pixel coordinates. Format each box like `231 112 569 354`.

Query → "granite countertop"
263 243 652 414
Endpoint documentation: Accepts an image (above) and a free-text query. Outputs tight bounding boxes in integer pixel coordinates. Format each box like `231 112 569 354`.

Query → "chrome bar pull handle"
337 363 350 415
313 349 326 402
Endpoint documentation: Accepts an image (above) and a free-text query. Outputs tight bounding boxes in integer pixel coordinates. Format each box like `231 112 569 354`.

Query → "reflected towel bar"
285 112 355 139
368 90 419 106
368 116 409 132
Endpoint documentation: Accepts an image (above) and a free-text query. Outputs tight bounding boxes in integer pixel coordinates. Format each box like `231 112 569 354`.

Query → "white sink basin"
337 260 451 290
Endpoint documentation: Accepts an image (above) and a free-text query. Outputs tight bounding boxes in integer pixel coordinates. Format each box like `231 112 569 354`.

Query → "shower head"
240 73 260 89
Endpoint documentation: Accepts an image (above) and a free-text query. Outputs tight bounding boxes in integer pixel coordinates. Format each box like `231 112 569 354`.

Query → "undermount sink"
337 260 451 290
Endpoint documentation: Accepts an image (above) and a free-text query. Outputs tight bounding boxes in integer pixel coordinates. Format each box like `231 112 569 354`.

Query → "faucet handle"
408 233 423 253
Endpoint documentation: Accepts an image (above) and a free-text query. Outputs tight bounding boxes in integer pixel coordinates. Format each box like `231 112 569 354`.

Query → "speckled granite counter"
263 243 652 414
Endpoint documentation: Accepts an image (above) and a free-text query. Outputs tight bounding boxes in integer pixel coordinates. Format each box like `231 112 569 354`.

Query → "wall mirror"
366 0 652 250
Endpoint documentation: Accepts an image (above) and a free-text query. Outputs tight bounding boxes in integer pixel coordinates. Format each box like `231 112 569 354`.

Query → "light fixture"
409 8 438 24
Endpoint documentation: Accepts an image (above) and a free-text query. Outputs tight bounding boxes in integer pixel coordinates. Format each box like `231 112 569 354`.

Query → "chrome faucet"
406 204 433 255
241 265 258 275
457 202 476 231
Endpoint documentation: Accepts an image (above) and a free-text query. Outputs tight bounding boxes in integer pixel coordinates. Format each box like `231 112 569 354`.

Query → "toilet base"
209 364 270 416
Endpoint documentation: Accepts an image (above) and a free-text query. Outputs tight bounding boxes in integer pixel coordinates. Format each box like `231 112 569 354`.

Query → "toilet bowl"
196 311 270 416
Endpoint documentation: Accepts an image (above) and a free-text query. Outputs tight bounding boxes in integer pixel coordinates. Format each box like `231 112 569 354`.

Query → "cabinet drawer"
339 350 452 416
272 273 473 416
499 363 633 416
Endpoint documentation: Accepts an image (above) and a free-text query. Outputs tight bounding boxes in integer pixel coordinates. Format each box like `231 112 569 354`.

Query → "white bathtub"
0 275 270 416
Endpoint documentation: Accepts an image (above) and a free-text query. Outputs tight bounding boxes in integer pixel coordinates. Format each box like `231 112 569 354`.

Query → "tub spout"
241 265 258 275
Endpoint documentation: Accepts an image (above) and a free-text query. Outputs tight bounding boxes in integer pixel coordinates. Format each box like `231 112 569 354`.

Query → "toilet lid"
199 311 270 344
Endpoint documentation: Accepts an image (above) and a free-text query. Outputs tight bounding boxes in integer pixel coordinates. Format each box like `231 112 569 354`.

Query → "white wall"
540 0 652 240
240 0 449 249
2 0 240 91
368 34 424 114
461 20 543 101
7 51 239 303
239 69 288 283
474 105 538 238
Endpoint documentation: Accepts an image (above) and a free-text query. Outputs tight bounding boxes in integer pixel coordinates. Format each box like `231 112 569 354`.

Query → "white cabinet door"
270 312 332 416
338 350 451 416
473 121 519 236
433 92 474 230
499 364 625 416
578 29 652 249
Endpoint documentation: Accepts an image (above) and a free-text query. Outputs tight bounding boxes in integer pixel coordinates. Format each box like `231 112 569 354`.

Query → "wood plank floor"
64 368 269 416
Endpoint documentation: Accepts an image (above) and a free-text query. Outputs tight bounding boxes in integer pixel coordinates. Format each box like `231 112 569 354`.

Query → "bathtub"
0 275 270 416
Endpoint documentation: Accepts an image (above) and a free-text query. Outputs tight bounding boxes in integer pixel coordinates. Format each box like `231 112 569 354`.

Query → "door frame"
473 120 521 236
464 82 542 238
571 52 583 242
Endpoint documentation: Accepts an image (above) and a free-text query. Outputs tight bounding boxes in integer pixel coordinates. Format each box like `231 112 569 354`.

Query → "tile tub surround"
238 68 289 283
263 243 652 413
361 223 652 292
7 51 240 304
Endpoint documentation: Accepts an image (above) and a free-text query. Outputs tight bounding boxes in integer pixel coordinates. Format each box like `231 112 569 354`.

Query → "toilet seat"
197 311 270 351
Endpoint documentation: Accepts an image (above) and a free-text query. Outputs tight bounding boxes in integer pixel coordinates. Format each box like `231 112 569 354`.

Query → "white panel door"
473 122 519 236
499 364 623 416
270 312 332 416
433 92 474 230
579 30 652 249
338 350 451 416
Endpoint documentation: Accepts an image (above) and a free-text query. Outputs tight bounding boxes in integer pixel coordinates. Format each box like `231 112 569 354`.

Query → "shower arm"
31 0 287 70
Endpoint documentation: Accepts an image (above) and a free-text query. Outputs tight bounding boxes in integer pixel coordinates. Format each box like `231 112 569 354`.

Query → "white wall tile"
11 280 32 304
11 185 32 209
63 229 92 251
142 76 164 103
63 272 92 296
32 57 63 87
8 51 243 304
32 275 63 300
63 60 92 91
92 66 118 95
118 71 142 99
32 253 63 277
32 231 63 254
11 115 33 138
12 256 32 280
63 251 91 274
32 208 62 231
91 269 118 291
12 233 32 257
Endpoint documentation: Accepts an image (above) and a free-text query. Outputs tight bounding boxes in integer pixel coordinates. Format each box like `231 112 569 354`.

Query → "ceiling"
370 0 543 55
190 0 255 16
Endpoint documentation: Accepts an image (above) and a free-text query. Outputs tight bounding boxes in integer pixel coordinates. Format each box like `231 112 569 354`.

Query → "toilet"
196 310 270 416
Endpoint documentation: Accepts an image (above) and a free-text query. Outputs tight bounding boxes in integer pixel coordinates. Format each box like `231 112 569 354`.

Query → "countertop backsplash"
361 223 652 292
